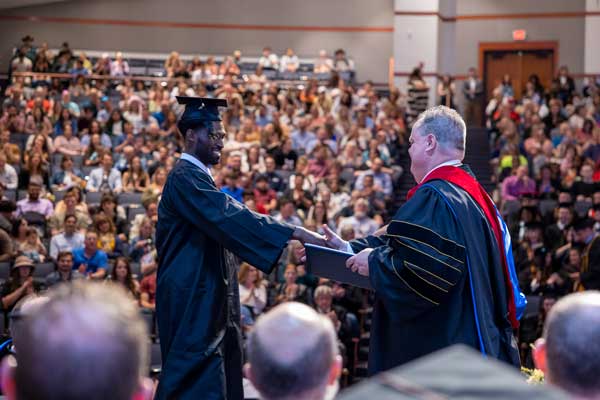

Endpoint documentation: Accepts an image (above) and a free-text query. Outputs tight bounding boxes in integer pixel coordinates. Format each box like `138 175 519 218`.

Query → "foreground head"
1 282 152 400
245 302 342 400
533 292 600 398
409 106 466 183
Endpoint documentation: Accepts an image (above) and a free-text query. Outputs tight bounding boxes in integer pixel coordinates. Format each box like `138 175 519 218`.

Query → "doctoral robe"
350 168 520 375
155 159 294 399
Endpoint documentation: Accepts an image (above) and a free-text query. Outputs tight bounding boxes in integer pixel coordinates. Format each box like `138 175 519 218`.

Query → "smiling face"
57 253 73 273
187 121 225 166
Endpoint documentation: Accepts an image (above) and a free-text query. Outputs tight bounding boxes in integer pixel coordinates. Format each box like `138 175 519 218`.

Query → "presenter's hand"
346 248 372 277
322 225 349 251
373 224 388 237
292 226 327 247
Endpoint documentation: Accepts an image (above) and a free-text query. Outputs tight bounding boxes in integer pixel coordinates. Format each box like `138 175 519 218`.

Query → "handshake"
291 225 347 252
292 224 385 277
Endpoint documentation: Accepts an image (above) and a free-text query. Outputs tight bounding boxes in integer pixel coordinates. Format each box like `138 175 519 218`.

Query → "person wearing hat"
155 97 327 400
573 218 600 291
0 256 40 315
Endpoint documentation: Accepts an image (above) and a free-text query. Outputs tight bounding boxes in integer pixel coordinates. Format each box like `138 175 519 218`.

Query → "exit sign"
513 29 527 41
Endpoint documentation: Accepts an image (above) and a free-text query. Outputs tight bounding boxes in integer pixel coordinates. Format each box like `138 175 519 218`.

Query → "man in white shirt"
87 153 123 194
314 50 333 75
279 48 299 73
0 153 18 189
258 47 279 70
49 214 85 260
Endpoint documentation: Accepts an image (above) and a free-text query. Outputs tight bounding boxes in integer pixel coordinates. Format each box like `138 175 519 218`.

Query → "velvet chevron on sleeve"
351 180 520 376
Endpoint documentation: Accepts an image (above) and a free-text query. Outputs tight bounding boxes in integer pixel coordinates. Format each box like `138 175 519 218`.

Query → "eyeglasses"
207 131 225 142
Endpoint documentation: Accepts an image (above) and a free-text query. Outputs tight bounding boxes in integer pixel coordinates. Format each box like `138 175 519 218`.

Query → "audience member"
45 250 84 286
87 152 123 193
0 281 153 400
0 256 40 315
245 302 342 400
139 269 157 311
533 292 600 399
72 230 109 279
111 256 140 300
238 262 267 323
15 179 53 219
273 264 311 305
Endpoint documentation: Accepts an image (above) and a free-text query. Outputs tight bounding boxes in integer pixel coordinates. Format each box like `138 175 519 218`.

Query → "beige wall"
454 18 585 75
0 0 394 82
457 0 586 14
1 0 592 85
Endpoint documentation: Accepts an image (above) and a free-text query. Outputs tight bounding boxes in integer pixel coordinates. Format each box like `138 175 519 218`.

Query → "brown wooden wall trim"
394 10 600 22
0 15 394 32
394 72 599 79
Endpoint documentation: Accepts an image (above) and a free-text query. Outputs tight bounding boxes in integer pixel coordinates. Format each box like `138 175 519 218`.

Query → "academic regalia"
575 218 600 291
155 97 295 400
337 345 566 400
350 165 521 376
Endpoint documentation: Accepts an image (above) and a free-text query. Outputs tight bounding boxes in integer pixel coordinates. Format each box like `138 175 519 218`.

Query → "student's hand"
292 226 327 247
322 225 348 251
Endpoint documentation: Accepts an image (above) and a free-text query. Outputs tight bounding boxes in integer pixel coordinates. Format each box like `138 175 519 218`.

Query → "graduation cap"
337 345 567 400
176 96 228 135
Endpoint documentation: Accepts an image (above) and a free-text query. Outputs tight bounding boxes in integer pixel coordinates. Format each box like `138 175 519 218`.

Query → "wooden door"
520 51 554 95
485 52 522 100
482 46 555 102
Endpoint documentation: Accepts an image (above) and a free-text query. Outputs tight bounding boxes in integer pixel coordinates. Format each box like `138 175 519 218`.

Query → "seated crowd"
483 66 600 366
1 35 403 382
4 34 600 386
10 35 356 82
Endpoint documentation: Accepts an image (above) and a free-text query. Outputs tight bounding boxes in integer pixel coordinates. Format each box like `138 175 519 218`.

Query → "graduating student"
155 97 325 400
323 106 525 375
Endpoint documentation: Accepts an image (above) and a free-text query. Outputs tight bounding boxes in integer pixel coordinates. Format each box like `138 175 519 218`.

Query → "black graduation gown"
155 159 294 400
350 178 520 376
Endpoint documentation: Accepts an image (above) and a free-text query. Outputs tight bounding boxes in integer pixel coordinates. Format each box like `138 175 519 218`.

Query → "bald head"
8 282 150 400
542 292 600 397
246 302 340 400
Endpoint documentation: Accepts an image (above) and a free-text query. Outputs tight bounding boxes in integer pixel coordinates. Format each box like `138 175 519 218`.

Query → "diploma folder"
304 244 373 290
